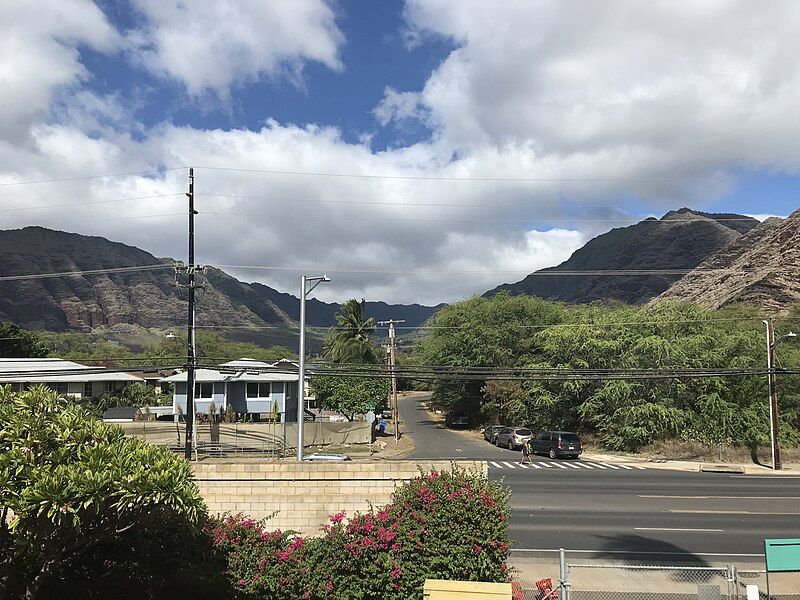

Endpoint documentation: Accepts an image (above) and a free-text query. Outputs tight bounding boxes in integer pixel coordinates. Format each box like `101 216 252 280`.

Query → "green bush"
212 468 512 599
0 386 217 599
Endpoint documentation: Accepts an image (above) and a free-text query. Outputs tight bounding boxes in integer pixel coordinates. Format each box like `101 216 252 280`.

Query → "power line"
195 165 799 183
0 167 186 187
196 192 764 212
0 193 184 213
200 210 779 224
0 264 175 283
211 263 751 276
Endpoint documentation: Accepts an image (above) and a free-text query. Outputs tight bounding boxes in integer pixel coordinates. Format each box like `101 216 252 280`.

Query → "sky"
1 0 799 306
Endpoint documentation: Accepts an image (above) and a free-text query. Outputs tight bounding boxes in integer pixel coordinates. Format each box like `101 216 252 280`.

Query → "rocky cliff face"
656 210 800 313
0 227 439 340
486 209 760 304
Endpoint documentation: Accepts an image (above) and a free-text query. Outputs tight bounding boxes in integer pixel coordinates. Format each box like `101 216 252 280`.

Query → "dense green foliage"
413 294 800 450
0 322 48 358
39 331 295 365
0 387 214 599
211 468 512 599
323 299 380 364
311 375 389 419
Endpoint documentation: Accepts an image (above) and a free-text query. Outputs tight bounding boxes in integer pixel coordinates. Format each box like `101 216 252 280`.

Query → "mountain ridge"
0 227 440 347
486 208 760 304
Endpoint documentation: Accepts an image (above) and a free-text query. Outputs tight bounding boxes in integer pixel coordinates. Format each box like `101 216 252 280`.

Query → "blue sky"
1 1 799 304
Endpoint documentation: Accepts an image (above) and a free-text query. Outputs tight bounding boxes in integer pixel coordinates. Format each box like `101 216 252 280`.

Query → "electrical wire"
0 193 185 213
0 167 186 187
199 210 779 225
0 264 175 282
194 165 799 183
211 263 749 276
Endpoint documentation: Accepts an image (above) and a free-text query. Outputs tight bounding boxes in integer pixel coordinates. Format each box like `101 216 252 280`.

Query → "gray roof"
0 358 144 383
161 358 300 383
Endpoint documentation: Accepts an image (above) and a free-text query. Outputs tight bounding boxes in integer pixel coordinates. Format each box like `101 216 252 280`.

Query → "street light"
763 321 797 471
297 275 331 462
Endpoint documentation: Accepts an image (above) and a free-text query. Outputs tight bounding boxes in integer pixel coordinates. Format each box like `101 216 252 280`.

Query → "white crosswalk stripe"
548 462 568 469
518 463 529 468
599 462 620 470
584 462 607 469
487 459 652 472
502 461 517 469
617 464 634 470
539 462 554 468
527 462 542 469
563 461 581 469
490 461 504 469
575 462 594 469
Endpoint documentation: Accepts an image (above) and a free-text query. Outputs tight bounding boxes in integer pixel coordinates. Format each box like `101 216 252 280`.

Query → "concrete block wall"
193 460 487 535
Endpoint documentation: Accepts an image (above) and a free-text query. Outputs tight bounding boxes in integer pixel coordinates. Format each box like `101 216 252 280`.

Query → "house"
161 358 302 421
0 358 144 398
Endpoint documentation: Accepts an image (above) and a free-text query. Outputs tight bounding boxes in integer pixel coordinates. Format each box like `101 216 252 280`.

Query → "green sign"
765 539 800 572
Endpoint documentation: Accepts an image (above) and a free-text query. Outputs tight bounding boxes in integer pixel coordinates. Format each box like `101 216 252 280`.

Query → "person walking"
520 437 532 465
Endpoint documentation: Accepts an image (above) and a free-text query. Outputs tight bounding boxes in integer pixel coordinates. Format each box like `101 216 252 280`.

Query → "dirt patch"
636 439 800 466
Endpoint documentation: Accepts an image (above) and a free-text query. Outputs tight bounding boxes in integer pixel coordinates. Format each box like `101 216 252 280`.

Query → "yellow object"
423 579 512 599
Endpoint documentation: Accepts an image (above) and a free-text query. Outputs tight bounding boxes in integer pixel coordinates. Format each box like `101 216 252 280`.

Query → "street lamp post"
763 320 797 471
297 275 330 462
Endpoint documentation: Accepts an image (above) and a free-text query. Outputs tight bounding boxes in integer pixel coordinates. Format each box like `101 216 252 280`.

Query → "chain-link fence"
511 552 800 600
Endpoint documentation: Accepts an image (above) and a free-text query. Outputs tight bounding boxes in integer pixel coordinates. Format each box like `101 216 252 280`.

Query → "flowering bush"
212 468 512 599
207 515 309 599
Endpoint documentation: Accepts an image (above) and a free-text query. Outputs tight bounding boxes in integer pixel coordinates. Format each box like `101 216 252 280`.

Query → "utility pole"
764 319 782 470
185 167 197 461
378 320 404 445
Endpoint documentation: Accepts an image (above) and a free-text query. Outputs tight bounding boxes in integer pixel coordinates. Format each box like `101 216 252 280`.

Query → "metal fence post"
559 548 569 600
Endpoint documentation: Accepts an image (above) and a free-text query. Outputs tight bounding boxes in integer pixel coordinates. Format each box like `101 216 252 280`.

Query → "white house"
161 358 302 421
0 358 144 398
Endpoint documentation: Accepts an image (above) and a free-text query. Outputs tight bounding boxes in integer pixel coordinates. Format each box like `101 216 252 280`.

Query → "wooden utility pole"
378 319 405 445
765 320 782 470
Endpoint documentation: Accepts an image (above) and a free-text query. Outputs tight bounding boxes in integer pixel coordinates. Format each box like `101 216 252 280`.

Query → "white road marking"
617 464 634 470
639 495 800 500
538 462 554 468
548 462 568 469
502 461 517 469
599 462 620 470
518 463 529 469
490 461 504 469
527 462 542 469
563 462 582 469
584 462 607 469
635 527 724 533
575 462 594 469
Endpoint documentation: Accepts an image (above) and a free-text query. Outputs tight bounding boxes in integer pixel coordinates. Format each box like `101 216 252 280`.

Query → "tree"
0 386 209 599
0 323 48 358
324 299 380 364
311 375 389 420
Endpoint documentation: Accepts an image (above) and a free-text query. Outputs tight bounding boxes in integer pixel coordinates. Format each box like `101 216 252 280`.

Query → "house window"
56 382 68 395
246 382 271 398
11 383 22 393
103 381 114 394
83 382 93 398
194 383 213 399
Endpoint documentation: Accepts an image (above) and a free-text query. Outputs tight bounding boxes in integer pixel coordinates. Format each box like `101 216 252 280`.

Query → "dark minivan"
529 431 582 459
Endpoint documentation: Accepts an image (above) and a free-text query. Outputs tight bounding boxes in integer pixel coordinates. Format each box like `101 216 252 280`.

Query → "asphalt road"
403 393 800 560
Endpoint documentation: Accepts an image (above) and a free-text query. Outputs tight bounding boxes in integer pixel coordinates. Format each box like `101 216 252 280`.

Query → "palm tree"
324 299 380 364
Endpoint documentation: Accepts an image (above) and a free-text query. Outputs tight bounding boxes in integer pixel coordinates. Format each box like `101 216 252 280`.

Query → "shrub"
213 468 512 599
0 386 216 599
207 515 308 599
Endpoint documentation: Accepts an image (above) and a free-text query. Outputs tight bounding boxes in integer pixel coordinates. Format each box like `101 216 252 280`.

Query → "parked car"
495 427 533 450
530 431 582 459
445 412 470 428
483 425 506 444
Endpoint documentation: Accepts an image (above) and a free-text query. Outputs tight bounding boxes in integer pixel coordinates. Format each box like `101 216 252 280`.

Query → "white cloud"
0 0 118 143
4 1 800 307
127 0 344 96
